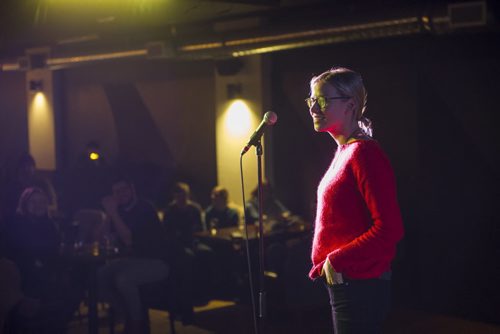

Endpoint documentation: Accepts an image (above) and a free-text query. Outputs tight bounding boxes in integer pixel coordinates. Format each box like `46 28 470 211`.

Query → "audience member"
162 182 205 248
244 181 308 279
0 187 80 333
162 182 214 303
2 153 58 220
205 186 240 230
245 180 291 228
98 176 169 334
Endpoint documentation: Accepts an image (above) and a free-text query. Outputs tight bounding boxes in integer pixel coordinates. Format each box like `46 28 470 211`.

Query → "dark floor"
67 300 500 334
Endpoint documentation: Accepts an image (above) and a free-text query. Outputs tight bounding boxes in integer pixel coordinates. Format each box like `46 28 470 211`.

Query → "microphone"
241 111 278 155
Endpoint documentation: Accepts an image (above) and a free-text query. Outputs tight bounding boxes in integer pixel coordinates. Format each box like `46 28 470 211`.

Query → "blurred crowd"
0 149 303 334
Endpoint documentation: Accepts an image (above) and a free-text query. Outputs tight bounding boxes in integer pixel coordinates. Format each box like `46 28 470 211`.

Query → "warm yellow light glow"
48 49 147 66
42 0 163 5
225 100 252 137
28 90 56 170
33 92 46 108
30 92 51 128
89 152 100 160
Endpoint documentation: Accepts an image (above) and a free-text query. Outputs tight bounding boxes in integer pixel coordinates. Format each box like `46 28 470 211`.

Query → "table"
61 244 119 334
194 219 312 300
194 219 311 243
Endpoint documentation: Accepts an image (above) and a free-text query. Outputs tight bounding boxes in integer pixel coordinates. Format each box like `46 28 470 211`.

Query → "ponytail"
358 116 373 138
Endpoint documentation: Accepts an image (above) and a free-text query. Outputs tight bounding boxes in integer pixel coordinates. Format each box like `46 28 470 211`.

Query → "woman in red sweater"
307 67 404 333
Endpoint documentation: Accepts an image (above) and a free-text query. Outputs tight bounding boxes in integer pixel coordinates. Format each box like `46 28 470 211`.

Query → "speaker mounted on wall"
215 58 244 76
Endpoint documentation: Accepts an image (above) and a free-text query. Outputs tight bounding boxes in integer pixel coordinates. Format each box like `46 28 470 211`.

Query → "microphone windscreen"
264 111 278 125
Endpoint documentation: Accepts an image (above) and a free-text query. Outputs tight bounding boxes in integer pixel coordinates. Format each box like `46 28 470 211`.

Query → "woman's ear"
345 100 356 115
348 100 356 111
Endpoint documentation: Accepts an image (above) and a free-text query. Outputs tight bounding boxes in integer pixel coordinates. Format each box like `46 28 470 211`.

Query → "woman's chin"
314 123 326 132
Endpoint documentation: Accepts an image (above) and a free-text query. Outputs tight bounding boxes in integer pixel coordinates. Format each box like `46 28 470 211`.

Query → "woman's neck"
330 125 363 145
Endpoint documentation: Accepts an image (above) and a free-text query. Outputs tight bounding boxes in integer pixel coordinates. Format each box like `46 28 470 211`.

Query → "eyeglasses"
305 96 351 110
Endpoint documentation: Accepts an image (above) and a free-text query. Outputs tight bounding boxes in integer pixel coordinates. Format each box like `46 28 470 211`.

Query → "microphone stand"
255 141 266 333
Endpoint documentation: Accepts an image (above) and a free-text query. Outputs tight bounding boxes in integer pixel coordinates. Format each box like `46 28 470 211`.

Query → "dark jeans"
326 278 391 334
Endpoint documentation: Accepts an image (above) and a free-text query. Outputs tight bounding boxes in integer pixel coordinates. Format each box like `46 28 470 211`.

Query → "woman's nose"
309 103 321 114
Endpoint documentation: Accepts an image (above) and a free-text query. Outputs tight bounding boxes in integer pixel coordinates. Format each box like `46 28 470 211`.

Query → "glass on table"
209 218 218 236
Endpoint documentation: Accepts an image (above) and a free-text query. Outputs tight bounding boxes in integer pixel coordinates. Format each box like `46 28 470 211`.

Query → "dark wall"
270 32 499 322
0 71 28 170
60 58 217 208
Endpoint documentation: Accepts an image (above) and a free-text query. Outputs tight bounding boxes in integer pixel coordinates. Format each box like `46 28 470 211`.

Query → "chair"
105 249 195 334
105 276 193 334
139 256 195 334
73 209 107 245
139 277 178 334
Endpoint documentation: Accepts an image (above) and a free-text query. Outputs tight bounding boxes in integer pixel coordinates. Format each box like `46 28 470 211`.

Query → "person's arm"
274 199 292 220
245 199 259 224
328 144 404 273
101 196 132 247
189 203 205 232
230 208 240 227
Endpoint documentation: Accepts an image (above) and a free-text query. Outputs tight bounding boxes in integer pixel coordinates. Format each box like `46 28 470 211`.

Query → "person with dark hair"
162 182 205 247
162 182 214 304
98 177 169 334
205 186 240 230
1 187 80 333
307 67 404 333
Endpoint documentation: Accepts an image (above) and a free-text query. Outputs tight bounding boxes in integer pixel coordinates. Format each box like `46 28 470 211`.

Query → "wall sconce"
29 80 43 92
227 83 243 100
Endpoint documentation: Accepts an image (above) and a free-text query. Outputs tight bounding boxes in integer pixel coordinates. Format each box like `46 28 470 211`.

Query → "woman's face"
26 192 48 217
308 81 353 135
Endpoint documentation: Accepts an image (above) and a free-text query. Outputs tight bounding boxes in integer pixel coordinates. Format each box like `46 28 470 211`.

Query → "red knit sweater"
309 140 404 280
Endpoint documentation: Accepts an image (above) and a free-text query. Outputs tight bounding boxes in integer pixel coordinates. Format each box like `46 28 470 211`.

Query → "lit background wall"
215 55 271 210
26 69 56 171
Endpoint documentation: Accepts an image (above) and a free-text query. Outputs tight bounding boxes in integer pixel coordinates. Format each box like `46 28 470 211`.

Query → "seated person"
2 154 58 220
0 187 80 333
162 182 214 303
162 182 205 249
245 180 291 229
205 186 240 230
98 176 169 334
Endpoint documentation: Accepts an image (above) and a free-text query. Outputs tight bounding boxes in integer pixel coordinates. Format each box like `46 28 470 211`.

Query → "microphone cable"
240 154 259 334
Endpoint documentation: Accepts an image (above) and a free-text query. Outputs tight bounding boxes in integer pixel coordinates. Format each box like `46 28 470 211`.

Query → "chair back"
73 209 106 245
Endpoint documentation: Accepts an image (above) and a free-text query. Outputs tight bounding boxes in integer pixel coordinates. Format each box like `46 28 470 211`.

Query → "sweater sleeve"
328 143 404 274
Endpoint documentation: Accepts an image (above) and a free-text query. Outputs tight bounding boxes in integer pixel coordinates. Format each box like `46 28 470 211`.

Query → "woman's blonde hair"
311 67 372 137
16 187 47 216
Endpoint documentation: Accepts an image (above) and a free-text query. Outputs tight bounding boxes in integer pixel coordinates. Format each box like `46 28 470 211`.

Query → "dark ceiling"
0 0 498 67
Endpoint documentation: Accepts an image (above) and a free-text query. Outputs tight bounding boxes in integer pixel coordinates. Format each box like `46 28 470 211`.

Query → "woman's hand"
321 258 335 285
321 258 343 285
